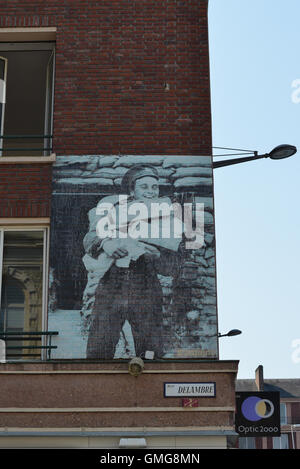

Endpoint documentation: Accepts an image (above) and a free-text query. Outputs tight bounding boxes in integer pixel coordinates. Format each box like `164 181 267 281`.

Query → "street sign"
164 382 216 398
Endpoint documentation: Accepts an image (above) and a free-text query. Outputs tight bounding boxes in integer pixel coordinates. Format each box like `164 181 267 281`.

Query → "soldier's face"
132 176 159 201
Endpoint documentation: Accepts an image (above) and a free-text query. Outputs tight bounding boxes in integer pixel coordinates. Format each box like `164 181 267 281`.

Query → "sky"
208 0 300 379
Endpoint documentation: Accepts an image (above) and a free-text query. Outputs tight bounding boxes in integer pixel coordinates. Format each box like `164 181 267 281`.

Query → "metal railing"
0 135 53 155
0 331 58 360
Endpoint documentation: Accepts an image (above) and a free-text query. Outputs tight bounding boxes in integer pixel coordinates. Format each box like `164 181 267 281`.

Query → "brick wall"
0 0 211 156
0 0 211 218
0 163 52 217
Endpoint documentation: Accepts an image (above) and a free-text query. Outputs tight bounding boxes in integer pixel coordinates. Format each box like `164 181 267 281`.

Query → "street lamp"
213 144 297 169
218 329 242 338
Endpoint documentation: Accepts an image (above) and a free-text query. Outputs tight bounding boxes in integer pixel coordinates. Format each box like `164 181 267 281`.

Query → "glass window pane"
273 434 289 449
247 437 255 449
239 437 255 449
281 434 289 449
0 230 44 359
238 438 247 449
280 403 287 424
0 46 54 156
273 436 281 449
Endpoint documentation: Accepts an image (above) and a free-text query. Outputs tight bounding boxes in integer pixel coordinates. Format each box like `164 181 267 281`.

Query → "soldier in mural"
83 164 182 359
49 154 218 360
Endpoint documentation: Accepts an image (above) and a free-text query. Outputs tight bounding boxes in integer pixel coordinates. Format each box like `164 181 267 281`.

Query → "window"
0 228 49 359
238 437 256 449
273 434 289 449
0 42 55 156
280 403 287 425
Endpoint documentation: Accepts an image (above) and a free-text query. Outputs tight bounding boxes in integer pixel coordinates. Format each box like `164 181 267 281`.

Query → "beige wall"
0 360 238 449
0 434 228 449
0 361 238 430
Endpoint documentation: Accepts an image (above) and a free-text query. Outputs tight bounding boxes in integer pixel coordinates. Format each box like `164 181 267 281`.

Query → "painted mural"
49 155 218 359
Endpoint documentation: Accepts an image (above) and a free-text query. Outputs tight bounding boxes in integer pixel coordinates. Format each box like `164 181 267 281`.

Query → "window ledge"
0 154 56 164
0 27 56 42
0 218 50 226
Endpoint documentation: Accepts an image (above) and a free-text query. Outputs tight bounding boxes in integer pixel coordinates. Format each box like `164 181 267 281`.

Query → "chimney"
255 365 264 391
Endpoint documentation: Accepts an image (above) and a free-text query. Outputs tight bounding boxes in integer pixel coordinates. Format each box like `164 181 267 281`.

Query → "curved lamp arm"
213 145 297 169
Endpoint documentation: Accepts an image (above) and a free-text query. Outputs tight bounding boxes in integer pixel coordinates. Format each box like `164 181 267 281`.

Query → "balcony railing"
0 135 53 156
0 331 58 360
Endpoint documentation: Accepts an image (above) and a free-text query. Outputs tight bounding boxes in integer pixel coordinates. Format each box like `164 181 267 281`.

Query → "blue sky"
208 0 300 378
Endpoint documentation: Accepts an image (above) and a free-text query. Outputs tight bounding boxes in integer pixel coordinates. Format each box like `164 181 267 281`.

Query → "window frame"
0 41 56 158
0 225 50 360
280 402 287 425
0 55 7 157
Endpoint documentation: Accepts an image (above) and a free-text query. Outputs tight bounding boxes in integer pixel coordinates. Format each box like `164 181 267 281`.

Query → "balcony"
0 330 58 360
0 134 53 157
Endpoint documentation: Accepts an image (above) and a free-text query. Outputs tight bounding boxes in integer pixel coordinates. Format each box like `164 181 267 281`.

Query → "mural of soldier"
49 154 218 360
83 164 182 359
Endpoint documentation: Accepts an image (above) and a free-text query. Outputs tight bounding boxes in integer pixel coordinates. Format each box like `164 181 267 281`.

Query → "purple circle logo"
241 396 274 422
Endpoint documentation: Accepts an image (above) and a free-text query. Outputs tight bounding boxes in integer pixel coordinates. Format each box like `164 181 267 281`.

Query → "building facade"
0 0 239 449
236 366 300 450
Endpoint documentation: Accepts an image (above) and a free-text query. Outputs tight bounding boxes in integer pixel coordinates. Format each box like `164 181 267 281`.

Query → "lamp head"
227 329 242 337
218 329 242 338
268 144 297 160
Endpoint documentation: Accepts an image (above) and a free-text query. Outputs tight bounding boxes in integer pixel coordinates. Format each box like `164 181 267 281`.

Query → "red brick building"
236 366 300 450
0 0 239 449
0 0 212 219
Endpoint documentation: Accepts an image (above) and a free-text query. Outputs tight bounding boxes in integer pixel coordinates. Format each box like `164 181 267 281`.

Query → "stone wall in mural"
49 155 218 359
